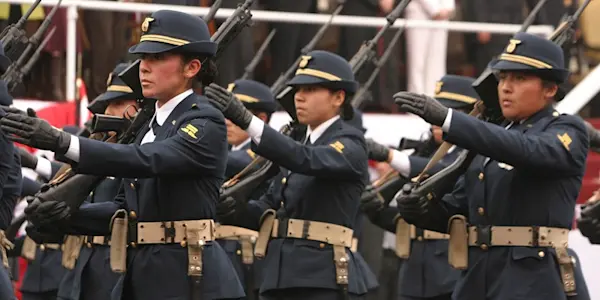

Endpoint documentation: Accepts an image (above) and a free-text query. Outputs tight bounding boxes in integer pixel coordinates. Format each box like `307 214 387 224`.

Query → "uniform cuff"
34 157 52 180
247 116 265 145
389 149 411 178
65 136 80 162
442 109 453 132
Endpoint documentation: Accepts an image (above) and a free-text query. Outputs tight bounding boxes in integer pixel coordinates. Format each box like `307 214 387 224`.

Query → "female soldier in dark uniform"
394 32 589 300
206 50 371 300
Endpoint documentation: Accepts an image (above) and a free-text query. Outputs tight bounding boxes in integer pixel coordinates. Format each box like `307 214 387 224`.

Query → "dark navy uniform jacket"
242 118 370 295
436 106 588 300
57 177 122 300
368 147 461 298
352 214 379 292
399 149 462 299
65 93 244 300
220 140 264 294
0 137 19 299
225 140 254 179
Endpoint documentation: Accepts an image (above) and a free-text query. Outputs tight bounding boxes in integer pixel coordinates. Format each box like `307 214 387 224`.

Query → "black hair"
180 53 219 87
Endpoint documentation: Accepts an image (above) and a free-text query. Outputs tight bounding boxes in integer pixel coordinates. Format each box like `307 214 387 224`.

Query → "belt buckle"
475 225 492 250
163 221 176 244
301 220 310 239
277 218 289 238
531 226 540 247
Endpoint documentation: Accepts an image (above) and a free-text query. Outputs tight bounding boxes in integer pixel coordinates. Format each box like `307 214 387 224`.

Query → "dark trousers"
375 249 400 300
21 291 58 300
399 294 452 300
260 288 366 300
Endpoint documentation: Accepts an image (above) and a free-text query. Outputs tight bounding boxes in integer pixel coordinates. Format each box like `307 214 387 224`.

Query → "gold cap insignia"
227 83 235 92
106 73 113 87
141 17 154 33
506 39 522 54
434 81 443 94
299 56 312 69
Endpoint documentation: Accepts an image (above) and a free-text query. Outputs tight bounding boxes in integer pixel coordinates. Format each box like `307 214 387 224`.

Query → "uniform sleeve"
252 125 367 179
225 149 255 179
74 117 227 178
0 132 13 203
443 112 589 176
368 207 401 233
21 176 41 197
66 185 126 236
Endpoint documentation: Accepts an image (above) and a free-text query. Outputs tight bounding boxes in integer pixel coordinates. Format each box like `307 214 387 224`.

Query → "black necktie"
151 118 160 133
304 135 311 145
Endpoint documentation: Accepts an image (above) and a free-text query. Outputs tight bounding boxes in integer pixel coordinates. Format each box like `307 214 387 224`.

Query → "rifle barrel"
203 0 222 22
519 0 548 33
351 27 404 108
241 28 276 80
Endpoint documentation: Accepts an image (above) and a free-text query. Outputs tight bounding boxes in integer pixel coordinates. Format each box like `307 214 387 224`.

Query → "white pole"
65 5 77 102
0 0 554 35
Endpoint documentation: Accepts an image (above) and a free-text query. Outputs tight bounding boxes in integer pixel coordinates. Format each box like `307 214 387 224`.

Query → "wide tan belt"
447 216 575 295
21 235 59 262
215 225 257 265
137 220 215 245
270 218 353 247
466 226 569 248
83 236 111 247
109 209 216 279
254 210 352 289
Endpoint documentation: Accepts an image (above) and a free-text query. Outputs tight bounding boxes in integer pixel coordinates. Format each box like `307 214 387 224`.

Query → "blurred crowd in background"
2 0 600 116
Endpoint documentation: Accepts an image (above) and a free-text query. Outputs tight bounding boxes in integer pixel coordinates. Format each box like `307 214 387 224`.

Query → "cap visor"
129 41 179 54
287 74 327 87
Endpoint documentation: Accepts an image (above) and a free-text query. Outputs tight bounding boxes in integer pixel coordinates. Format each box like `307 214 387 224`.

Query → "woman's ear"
543 82 558 100
184 58 202 79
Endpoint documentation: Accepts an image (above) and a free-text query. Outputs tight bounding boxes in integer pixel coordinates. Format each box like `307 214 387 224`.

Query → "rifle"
270 1 345 103
22 99 156 221
0 0 43 60
240 28 276 80
3 27 56 92
348 0 409 75
210 0 254 59
351 26 404 108
90 114 133 135
203 0 222 23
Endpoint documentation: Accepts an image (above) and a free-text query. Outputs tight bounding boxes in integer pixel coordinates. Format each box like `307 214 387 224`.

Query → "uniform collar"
154 89 194 126
231 138 251 151
306 115 340 144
